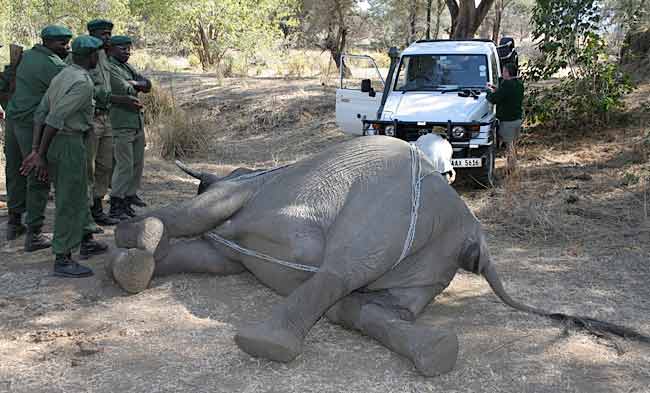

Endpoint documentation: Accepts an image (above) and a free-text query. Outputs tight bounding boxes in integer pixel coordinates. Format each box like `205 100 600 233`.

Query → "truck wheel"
471 145 495 188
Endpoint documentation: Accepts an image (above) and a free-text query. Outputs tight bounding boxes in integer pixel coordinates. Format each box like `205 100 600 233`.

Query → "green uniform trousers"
47 134 94 254
3 118 49 229
85 112 113 199
111 127 145 199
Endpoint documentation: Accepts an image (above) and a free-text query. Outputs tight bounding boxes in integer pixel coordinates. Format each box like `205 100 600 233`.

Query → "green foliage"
130 0 298 70
523 0 633 130
0 0 132 48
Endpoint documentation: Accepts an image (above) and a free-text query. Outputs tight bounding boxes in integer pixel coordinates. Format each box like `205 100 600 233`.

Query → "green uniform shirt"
486 78 524 122
34 64 95 135
66 49 112 111
6 45 67 123
108 56 144 129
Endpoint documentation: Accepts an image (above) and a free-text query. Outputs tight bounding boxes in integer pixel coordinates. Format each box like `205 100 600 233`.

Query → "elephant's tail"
482 262 650 344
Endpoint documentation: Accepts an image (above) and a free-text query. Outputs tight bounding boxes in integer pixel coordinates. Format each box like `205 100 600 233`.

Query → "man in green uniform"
21 36 108 277
4 25 71 248
84 19 120 226
107 35 151 220
486 62 524 175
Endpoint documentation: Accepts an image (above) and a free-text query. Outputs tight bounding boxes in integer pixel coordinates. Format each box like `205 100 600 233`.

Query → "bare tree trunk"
446 0 496 39
407 0 418 45
426 0 433 39
434 0 444 39
196 22 213 71
492 0 503 42
327 0 351 77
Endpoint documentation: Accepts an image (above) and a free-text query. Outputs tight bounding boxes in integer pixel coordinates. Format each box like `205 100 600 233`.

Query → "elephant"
108 136 649 377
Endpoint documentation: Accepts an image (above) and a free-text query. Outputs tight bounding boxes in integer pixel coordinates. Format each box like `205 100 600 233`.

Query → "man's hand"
0 105 5 120
128 80 151 93
20 151 48 181
486 82 496 93
114 95 143 111
126 96 143 110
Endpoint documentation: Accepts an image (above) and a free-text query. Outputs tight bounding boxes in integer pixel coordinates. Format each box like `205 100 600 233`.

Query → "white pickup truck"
336 39 510 187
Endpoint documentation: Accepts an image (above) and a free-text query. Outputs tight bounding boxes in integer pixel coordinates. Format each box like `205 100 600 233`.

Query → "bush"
141 81 211 159
524 34 634 130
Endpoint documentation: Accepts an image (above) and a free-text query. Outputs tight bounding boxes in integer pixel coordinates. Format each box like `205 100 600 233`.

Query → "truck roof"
402 40 496 56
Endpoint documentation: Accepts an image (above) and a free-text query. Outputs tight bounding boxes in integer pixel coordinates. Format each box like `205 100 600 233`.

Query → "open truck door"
335 54 386 136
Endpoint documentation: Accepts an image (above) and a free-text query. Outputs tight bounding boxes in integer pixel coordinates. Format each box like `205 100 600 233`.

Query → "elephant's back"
262 137 415 225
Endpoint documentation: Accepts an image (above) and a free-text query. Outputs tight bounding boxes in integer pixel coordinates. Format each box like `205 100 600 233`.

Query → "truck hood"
382 92 491 123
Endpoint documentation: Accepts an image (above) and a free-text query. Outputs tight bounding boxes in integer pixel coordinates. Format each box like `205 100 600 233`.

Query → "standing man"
21 36 108 277
85 19 119 226
107 35 151 221
4 26 71 248
486 63 524 174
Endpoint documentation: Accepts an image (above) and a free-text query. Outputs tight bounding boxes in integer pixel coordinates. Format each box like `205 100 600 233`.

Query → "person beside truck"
486 62 524 174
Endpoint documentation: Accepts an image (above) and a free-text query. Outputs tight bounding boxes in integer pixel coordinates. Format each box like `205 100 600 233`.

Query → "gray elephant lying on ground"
108 136 649 377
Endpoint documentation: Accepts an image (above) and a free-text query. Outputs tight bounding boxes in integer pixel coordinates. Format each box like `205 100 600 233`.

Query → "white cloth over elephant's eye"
414 133 453 174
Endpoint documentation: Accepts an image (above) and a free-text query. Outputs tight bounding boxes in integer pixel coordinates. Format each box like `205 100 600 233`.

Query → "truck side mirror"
361 79 376 97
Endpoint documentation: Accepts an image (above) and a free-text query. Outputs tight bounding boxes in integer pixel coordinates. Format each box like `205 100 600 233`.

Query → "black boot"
126 194 147 207
7 212 27 241
80 233 109 260
54 253 93 278
109 197 130 221
92 198 119 226
24 228 52 252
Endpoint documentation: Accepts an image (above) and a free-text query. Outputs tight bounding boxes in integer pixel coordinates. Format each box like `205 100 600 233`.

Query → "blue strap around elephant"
205 144 430 272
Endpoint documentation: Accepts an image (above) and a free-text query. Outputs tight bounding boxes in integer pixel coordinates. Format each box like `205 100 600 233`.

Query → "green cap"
110 35 132 46
87 18 113 32
40 25 73 40
71 35 103 55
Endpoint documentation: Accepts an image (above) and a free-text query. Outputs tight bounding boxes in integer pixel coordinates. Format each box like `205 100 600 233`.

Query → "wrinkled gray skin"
109 136 640 377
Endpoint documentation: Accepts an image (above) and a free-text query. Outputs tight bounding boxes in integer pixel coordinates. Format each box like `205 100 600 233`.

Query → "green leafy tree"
130 0 298 70
524 0 633 129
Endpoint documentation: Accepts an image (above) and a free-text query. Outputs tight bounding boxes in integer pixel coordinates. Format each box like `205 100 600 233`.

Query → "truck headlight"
385 125 395 136
452 126 466 138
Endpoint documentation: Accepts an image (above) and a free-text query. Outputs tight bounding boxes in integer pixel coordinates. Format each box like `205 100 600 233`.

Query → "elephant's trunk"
482 261 650 344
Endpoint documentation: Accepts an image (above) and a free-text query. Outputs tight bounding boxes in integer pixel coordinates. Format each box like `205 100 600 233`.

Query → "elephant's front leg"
235 270 350 362
109 217 245 293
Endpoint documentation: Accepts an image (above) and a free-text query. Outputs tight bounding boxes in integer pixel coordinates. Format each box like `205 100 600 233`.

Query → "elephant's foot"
235 321 303 362
115 216 168 258
108 248 155 294
409 328 459 377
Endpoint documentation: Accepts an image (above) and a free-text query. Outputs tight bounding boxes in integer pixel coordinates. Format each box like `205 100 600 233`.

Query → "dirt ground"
1 75 649 393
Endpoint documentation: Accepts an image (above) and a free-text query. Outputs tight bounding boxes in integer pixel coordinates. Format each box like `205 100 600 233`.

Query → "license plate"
452 158 482 168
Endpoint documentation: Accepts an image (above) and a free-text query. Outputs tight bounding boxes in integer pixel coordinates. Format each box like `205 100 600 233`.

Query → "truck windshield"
394 54 489 91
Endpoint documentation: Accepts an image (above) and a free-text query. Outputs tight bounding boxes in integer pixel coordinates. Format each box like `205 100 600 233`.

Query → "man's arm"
21 80 92 180
109 63 143 110
31 93 50 151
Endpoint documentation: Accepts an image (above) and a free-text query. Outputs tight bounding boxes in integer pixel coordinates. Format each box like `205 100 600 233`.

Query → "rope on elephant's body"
205 143 428 273
393 143 424 269
205 232 320 272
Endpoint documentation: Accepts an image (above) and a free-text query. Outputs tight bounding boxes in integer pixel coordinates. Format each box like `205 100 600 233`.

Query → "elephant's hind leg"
326 289 459 377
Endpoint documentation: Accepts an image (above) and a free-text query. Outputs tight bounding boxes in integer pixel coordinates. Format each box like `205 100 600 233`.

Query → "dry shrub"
142 81 211 159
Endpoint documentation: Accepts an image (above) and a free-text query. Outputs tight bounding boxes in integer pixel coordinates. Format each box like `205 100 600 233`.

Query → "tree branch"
445 0 459 20
474 0 497 32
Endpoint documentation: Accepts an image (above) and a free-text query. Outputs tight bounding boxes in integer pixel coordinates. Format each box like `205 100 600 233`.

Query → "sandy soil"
1 75 649 393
